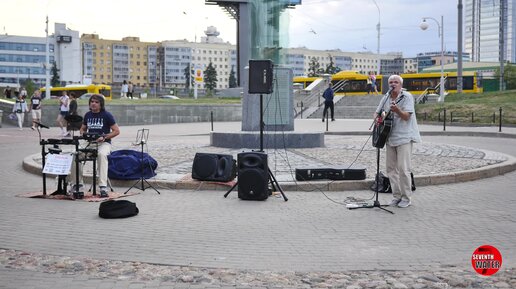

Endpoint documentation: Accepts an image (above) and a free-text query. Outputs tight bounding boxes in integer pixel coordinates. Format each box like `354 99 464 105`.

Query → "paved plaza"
0 119 515 288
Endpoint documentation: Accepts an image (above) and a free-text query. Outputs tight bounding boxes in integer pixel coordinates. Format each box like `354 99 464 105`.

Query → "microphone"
33 121 50 129
386 86 395 95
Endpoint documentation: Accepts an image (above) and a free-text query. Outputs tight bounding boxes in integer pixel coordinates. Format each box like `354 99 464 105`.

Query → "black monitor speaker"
248 59 274 94
237 152 269 200
192 153 236 182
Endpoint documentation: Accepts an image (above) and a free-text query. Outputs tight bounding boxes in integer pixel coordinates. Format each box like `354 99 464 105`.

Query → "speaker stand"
224 94 288 201
259 93 288 201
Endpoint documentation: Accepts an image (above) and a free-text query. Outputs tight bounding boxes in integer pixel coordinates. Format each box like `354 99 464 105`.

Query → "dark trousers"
323 101 334 120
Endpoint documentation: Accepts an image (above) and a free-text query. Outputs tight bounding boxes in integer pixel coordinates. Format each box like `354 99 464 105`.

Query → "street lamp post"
372 0 381 75
420 15 445 102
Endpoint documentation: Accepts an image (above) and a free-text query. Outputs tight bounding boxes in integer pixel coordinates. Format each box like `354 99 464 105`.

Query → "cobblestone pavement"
0 120 515 288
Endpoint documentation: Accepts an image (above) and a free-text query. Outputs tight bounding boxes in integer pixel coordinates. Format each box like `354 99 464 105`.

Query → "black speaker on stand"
248 59 274 94
236 152 269 200
224 60 287 201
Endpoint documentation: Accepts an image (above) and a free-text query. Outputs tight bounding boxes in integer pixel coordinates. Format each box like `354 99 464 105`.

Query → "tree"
22 78 36 97
325 55 338 75
496 64 516 90
184 64 192 89
204 62 218 93
228 66 237 88
308 57 321 77
50 62 60 87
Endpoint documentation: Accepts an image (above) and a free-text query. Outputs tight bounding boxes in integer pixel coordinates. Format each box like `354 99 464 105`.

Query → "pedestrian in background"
57 90 70 137
322 82 335 122
4 86 12 99
12 92 29 130
121 80 129 98
29 90 43 130
127 81 134 99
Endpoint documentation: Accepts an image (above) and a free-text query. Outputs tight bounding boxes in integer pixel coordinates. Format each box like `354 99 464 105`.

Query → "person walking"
374 74 421 208
121 80 129 98
56 91 70 137
29 90 43 130
366 74 373 94
12 92 29 130
4 86 12 99
322 82 335 122
370 72 379 95
127 81 134 99
67 92 82 133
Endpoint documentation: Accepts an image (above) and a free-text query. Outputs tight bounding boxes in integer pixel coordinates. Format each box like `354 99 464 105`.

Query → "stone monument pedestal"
210 131 324 149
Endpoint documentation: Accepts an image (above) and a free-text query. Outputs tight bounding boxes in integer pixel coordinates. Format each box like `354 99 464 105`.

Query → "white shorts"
31 109 41 120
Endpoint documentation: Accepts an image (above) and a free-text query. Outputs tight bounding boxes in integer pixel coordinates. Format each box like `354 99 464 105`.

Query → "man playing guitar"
374 75 421 208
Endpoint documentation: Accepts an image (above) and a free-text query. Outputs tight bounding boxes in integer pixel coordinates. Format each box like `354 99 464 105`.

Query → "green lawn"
416 90 516 125
83 96 242 105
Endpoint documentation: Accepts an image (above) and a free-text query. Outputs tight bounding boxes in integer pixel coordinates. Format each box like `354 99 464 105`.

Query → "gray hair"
388 74 403 85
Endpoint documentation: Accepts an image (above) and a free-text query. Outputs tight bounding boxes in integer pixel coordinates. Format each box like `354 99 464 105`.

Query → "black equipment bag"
371 172 415 193
99 200 139 218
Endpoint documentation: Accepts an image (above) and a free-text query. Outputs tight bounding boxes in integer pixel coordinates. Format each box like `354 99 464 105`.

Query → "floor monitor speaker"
192 153 236 182
248 59 273 94
237 152 269 200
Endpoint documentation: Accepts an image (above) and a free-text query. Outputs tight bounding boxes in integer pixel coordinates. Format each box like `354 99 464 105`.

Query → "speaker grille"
192 153 236 182
237 152 269 200
248 59 273 94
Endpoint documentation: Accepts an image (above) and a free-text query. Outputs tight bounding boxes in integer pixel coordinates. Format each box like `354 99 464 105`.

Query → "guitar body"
372 113 393 148
372 93 405 148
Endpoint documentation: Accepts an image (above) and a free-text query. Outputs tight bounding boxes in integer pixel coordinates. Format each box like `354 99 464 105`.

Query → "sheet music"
42 153 73 175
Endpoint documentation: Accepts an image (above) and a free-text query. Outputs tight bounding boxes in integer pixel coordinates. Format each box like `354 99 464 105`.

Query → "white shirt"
376 90 421 147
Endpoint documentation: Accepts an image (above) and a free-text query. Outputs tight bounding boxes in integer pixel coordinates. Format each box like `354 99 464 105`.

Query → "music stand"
124 128 160 195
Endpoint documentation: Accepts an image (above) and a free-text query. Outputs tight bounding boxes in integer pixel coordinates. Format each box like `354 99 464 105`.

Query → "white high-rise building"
0 23 80 88
465 0 516 62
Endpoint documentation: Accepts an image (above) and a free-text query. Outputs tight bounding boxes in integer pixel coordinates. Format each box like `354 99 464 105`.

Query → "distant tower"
464 0 515 62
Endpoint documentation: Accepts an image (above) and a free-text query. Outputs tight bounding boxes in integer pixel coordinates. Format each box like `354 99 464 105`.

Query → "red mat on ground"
178 174 237 187
17 191 139 202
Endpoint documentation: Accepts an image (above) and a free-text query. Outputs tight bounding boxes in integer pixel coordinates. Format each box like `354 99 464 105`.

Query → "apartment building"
81 34 156 87
0 23 80 88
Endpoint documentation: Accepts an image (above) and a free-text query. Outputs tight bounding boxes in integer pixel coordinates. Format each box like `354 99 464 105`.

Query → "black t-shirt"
31 96 42 110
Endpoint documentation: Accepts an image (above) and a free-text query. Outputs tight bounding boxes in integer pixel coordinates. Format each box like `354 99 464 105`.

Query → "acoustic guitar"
372 94 405 148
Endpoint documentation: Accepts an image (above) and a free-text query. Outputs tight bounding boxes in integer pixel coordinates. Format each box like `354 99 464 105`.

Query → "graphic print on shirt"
87 117 104 131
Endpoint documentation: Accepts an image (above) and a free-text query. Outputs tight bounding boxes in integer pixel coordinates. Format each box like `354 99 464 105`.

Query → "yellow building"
81 34 158 87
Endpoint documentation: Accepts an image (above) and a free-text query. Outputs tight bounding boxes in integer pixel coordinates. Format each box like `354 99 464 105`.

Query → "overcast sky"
1 0 460 58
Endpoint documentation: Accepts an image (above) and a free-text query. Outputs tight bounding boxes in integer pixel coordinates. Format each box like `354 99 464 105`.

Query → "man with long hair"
69 94 120 198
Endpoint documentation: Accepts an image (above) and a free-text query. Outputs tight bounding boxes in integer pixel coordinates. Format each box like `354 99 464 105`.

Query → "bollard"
443 108 446 131
499 107 502 132
300 101 304 119
471 112 474 123
210 111 214 131
326 112 329 132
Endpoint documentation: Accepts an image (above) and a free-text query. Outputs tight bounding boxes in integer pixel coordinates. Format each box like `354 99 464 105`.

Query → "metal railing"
418 107 516 132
